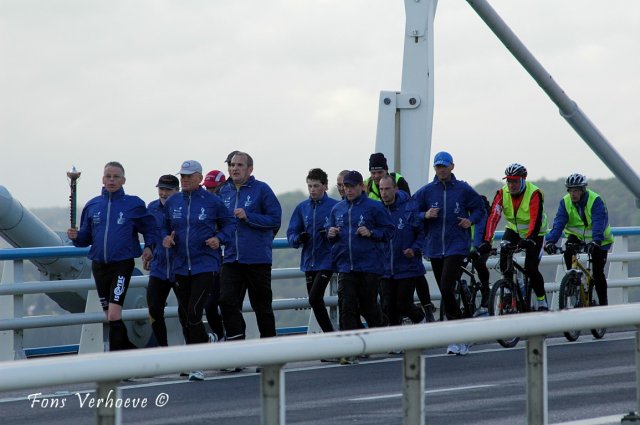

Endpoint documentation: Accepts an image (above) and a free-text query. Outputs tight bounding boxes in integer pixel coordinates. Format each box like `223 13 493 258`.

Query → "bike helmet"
504 163 527 179
565 173 588 189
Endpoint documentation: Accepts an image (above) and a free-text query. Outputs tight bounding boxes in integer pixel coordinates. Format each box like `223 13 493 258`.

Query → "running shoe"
188 370 205 381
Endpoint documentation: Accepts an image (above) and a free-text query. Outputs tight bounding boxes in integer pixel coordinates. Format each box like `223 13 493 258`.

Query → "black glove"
585 241 600 255
544 242 558 255
477 242 492 255
518 238 536 250
468 249 480 262
298 232 310 244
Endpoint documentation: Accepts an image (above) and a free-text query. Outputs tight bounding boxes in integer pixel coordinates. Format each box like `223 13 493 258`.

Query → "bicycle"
488 240 534 348
439 250 496 321
556 241 606 341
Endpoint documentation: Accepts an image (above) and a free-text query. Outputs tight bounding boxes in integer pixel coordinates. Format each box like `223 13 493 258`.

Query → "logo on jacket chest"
244 195 253 208
92 211 101 225
198 208 207 221
116 212 125 225
396 217 405 230
171 207 183 219
335 214 345 228
357 215 366 227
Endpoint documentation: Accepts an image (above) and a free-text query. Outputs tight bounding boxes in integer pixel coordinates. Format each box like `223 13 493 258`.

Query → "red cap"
203 170 226 188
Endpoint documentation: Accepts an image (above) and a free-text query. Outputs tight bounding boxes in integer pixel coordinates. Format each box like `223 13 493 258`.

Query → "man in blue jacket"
218 152 282 341
379 175 428 325
287 168 339 333
145 174 188 347
409 152 485 355
162 160 233 381
327 170 394 337
67 161 156 352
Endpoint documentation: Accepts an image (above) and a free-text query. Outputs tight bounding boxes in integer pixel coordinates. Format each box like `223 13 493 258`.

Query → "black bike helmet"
504 163 527 179
565 173 588 189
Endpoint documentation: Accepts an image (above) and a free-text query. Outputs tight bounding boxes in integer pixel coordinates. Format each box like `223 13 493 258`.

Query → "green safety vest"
365 172 403 201
563 189 613 245
502 181 548 237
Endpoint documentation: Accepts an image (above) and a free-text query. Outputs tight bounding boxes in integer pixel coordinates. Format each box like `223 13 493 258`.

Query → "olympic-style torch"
66 166 82 229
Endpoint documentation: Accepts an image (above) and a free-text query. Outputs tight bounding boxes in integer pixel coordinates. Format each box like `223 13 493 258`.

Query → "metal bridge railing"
1 228 640 361
0 305 639 425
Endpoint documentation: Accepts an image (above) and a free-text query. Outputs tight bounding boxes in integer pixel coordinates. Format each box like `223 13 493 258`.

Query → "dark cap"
343 170 364 186
225 150 240 165
203 170 226 188
369 153 388 171
156 174 179 189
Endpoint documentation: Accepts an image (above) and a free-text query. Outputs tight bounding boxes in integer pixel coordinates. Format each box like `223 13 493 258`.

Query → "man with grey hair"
218 152 282 340
162 160 233 381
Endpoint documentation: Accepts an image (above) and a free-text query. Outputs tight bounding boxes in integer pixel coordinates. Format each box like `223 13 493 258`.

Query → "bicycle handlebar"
558 241 587 255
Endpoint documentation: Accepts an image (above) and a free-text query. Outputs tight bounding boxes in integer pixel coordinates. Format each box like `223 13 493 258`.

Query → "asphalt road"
0 331 636 425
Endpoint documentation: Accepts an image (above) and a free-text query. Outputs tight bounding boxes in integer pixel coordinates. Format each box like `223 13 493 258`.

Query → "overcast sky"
1 0 639 210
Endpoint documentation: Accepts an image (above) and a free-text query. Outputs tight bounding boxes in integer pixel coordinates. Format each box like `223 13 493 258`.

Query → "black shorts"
91 259 135 310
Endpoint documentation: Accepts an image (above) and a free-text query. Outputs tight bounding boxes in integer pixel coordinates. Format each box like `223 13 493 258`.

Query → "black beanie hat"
369 153 388 171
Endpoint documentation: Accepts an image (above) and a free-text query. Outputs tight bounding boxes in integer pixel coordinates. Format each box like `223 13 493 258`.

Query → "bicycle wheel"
588 281 607 339
461 279 477 318
453 279 474 319
488 279 521 348
558 271 582 341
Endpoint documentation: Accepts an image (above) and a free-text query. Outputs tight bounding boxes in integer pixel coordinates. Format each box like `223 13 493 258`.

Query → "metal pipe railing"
0 304 639 424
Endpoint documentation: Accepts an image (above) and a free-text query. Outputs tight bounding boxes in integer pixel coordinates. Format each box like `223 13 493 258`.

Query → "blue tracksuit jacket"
218 176 282 264
382 190 426 279
163 186 233 275
408 174 485 258
327 191 395 275
287 193 339 272
73 187 157 263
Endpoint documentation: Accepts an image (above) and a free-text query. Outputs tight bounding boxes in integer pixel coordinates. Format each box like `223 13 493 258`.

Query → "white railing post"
0 260 26 360
261 364 285 425
636 326 640 415
622 327 640 423
95 381 121 425
609 235 630 304
13 260 25 359
526 335 548 425
403 349 424 425
79 289 105 354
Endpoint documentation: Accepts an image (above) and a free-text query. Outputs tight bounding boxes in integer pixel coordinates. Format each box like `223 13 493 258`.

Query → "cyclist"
479 163 549 311
544 173 613 305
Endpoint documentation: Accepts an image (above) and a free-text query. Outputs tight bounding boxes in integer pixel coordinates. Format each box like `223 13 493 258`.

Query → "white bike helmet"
504 163 527 179
565 173 588 189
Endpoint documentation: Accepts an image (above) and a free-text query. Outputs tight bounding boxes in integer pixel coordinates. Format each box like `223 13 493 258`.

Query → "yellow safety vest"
563 189 613 245
365 172 403 201
502 181 548 237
